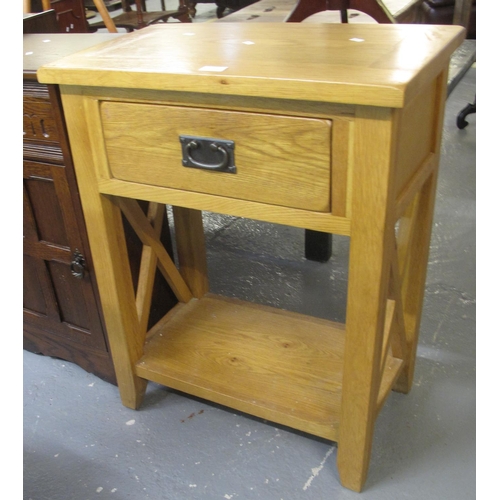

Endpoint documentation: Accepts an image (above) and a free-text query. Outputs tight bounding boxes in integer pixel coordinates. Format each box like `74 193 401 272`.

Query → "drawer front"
24 81 64 164
100 102 332 212
23 96 61 145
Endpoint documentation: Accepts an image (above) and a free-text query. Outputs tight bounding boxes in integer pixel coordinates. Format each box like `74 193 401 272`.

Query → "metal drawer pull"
187 141 228 171
70 249 86 279
180 135 236 174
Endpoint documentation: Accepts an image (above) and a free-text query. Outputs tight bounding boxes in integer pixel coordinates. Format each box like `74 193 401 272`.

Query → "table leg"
172 206 209 298
394 69 448 393
337 106 397 491
392 170 439 393
337 70 448 490
60 92 148 409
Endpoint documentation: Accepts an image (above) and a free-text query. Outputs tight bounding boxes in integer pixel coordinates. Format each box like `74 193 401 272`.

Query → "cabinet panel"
24 159 108 352
23 255 48 316
47 260 97 336
24 97 62 145
24 172 69 247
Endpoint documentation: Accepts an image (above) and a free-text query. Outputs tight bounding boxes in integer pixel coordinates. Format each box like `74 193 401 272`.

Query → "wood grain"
101 101 332 212
136 294 345 440
49 24 465 492
135 203 165 338
98 177 352 234
60 91 148 409
114 197 193 303
172 207 209 299
37 23 465 108
337 105 398 491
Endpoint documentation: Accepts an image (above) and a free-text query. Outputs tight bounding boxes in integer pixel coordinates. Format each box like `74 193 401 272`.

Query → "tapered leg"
172 207 209 298
85 193 149 409
393 170 439 393
394 70 449 393
60 92 148 409
337 106 397 491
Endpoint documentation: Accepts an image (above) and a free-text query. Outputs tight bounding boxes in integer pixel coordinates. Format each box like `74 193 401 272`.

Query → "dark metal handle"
186 140 230 171
70 249 86 279
180 135 236 174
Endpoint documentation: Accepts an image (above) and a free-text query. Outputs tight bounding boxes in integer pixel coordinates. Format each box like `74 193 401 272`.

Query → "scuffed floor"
23 65 475 499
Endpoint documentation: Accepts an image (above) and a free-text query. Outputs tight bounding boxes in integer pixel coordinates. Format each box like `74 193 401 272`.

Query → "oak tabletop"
37 23 465 107
24 33 125 75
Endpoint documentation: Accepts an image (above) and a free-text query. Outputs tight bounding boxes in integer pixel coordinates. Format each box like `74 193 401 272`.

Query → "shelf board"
136 294 346 440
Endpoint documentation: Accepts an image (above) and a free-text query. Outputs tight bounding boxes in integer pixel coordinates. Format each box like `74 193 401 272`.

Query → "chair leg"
216 3 226 18
92 0 119 32
457 97 476 129
187 2 197 17
305 230 332 263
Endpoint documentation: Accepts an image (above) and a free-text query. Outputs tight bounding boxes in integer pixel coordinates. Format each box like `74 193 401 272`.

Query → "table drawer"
100 102 332 212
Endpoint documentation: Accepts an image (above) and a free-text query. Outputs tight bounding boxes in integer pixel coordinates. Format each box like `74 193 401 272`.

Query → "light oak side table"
38 22 465 491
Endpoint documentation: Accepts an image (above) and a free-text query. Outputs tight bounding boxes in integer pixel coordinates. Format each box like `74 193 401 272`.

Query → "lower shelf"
136 294 345 440
136 294 404 441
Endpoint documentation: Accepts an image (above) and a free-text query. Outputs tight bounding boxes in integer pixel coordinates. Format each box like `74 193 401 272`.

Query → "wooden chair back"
91 0 190 33
286 0 395 24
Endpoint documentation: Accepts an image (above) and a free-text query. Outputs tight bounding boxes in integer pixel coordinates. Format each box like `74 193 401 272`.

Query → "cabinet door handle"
70 249 86 279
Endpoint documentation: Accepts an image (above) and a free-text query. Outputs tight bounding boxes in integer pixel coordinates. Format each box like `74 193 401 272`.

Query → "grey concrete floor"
23 45 476 500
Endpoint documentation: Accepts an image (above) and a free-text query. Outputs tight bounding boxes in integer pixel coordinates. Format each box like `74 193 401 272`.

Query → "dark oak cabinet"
23 33 178 384
23 63 115 381
29 0 90 33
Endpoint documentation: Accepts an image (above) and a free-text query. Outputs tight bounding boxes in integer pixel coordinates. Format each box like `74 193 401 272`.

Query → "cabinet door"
23 159 108 352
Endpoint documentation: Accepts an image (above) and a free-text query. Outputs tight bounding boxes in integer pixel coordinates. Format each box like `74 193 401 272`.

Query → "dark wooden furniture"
23 10 60 33
422 0 475 39
30 0 90 32
89 0 191 32
215 0 423 24
187 1 259 19
23 33 178 384
285 0 395 23
84 0 134 10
